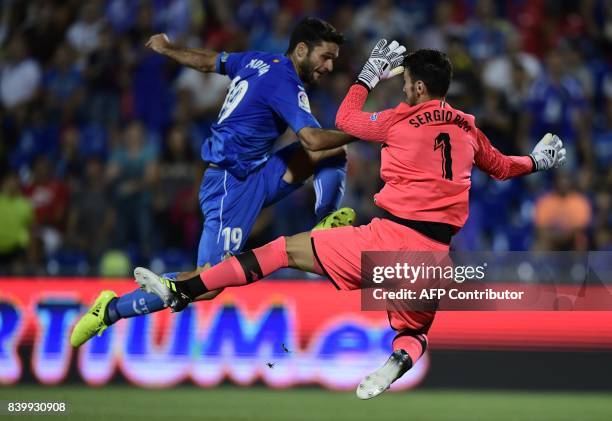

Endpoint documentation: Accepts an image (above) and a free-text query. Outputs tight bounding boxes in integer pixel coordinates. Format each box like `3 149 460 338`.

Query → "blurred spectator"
518 47 590 162
105 0 138 34
593 177 612 251
481 30 541 107
0 33 41 109
66 1 105 55
126 3 174 133
153 125 200 250
564 45 595 101
534 172 592 251
474 88 514 154
445 35 480 109
0 0 12 45
286 0 319 19
10 108 60 169
174 63 229 119
21 154 69 256
464 0 511 62
0 172 35 274
22 0 69 65
236 0 279 34
416 0 461 51
592 164 612 252
327 4 358 75
352 0 411 42
107 120 156 259
605 0 612 46
479 30 539 155
249 7 292 52
329 3 356 40
64 157 115 265
55 127 83 181
42 43 85 123
593 76 612 167
155 0 200 41
171 90 207 153
84 27 122 124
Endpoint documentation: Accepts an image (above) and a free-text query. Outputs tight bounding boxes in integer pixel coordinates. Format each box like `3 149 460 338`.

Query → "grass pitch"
1 386 611 421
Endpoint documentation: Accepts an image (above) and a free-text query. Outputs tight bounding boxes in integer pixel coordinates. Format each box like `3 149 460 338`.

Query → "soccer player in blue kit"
71 17 356 347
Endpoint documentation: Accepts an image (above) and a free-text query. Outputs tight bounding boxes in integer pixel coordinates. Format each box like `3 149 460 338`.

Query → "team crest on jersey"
370 113 379 121
298 90 311 113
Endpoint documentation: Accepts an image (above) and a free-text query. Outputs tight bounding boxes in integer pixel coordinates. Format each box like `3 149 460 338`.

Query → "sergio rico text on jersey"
335 84 534 229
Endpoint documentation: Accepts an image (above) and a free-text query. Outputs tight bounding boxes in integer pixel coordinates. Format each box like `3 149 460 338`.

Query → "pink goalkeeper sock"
200 236 288 290
392 333 428 365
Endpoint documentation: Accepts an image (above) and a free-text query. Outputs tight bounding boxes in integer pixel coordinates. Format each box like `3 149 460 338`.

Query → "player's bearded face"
300 42 339 85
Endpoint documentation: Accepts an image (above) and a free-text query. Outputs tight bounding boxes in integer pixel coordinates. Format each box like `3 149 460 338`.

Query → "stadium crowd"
0 0 610 275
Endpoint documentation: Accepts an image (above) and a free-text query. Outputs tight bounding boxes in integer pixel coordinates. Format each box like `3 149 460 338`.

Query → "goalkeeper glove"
530 133 567 171
357 39 406 91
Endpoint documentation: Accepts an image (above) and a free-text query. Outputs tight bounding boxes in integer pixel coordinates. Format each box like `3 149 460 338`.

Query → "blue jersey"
201 51 321 178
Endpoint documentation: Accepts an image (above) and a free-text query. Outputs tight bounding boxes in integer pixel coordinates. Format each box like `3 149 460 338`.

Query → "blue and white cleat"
356 350 412 400
133 267 188 312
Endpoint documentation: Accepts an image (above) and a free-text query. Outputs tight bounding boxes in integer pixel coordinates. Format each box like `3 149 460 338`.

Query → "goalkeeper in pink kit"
134 41 567 399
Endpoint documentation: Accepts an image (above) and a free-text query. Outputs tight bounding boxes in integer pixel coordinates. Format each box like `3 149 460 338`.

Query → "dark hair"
286 17 344 54
403 49 453 98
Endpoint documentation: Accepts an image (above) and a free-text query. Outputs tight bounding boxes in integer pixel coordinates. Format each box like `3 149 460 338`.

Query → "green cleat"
70 290 117 348
313 207 356 230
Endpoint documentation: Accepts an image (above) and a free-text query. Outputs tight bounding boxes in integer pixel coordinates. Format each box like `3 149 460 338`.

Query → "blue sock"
105 272 179 324
313 155 347 220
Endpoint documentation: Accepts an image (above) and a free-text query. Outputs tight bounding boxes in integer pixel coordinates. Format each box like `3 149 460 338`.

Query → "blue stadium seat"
47 250 90 276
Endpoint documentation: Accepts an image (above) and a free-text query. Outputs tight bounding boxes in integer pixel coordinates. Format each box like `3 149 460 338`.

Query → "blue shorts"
197 142 302 266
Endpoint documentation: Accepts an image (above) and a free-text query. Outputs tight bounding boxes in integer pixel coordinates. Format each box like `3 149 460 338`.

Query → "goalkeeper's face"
402 70 425 106
299 41 339 85
402 71 417 106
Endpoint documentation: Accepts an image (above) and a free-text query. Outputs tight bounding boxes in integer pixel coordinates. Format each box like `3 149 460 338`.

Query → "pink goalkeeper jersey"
336 84 534 229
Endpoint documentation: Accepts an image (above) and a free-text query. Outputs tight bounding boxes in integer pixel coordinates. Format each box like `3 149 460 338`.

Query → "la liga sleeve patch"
298 90 311 113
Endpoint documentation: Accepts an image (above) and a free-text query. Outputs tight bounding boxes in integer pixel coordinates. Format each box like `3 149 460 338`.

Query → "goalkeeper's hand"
530 133 567 171
357 39 406 91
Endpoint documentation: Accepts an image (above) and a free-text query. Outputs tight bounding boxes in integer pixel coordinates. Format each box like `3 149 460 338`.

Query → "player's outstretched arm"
335 84 397 142
145 33 218 73
335 39 405 142
475 131 567 180
297 127 353 151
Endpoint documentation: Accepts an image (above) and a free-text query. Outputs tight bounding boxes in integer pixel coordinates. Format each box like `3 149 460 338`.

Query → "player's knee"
284 232 314 270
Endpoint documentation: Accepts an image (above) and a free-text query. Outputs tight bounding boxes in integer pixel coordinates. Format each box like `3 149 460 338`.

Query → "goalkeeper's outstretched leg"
134 218 440 399
71 207 354 349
